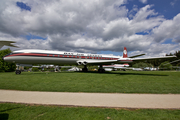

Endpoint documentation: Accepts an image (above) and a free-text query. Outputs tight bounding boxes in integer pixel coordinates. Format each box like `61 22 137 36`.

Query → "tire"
15 70 21 74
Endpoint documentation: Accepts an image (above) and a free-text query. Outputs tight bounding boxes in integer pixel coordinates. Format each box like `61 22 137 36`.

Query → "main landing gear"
15 70 21 74
98 65 105 73
82 65 88 72
82 65 105 73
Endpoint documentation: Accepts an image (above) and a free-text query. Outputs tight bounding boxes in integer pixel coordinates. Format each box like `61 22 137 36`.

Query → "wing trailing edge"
132 55 176 61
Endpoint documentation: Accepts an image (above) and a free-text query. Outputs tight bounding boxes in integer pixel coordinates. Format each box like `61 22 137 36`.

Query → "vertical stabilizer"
123 47 128 58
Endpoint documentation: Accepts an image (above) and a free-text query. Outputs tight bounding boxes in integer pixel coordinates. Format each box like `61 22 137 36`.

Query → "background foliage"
132 62 152 68
130 51 180 67
159 61 173 70
0 49 16 72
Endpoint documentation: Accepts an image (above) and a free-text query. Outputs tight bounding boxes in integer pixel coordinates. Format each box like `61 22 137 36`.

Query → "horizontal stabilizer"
0 40 18 49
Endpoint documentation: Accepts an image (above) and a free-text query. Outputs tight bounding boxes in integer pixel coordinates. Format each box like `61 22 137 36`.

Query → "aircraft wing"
129 54 146 58
132 55 176 61
77 55 176 65
0 41 18 49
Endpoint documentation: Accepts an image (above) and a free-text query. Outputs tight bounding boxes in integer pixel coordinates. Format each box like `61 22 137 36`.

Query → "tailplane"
0 40 18 49
123 47 128 58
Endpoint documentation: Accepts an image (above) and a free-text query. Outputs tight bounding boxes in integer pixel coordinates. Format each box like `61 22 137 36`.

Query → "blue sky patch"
25 34 47 40
16 2 31 11
136 31 149 35
162 39 176 44
126 0 180 20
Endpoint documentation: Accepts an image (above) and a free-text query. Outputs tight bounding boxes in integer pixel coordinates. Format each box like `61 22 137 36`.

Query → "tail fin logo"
123 47 128 58
123 49 127 55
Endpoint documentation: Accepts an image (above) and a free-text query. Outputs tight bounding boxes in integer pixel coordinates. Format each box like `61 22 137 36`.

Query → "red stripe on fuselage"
5 53 119 60
6 53 47 57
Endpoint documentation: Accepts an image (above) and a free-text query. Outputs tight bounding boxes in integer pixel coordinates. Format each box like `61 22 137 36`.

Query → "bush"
0 49 16 72
132 62 152 68
32 67 39 72
159 61 172 70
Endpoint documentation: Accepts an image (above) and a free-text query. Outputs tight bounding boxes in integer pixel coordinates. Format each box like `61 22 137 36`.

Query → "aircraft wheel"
98 69 105 73
82 68 88 72
15 70 21 74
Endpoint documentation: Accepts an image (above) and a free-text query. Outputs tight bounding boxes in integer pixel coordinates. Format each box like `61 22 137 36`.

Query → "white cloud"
170 0 177 6
139 0 147 4
0 0 179 57
152 13 180 43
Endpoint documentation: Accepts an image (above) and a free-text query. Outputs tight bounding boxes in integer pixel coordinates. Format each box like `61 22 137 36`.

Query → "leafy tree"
32 67 39 71
132 62 152 68
131 50 180 67
159 61 172 70
166 51 180 66
0 49 16 72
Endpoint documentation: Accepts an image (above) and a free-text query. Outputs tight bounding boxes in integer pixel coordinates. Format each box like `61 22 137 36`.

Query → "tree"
159 61 172 70
132 62 152 68
0 49 16 72
166 51 180 66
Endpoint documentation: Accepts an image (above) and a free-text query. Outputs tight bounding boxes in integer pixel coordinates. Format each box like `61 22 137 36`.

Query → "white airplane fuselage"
3 49 133 65
3 46 176 74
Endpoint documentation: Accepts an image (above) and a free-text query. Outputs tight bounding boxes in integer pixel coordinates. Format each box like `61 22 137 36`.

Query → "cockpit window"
3 53 12 57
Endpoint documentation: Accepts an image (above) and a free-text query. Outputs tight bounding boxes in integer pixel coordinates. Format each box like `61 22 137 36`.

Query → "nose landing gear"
15 65 22 74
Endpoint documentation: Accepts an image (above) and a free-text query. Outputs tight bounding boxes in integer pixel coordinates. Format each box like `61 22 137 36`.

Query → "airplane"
102 64 130 71
0 41 18 49
2 46 176 74
103 63 130 68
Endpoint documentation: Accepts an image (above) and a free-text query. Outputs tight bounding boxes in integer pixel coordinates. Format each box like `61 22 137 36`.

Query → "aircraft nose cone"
2 56 10 62
2 53 12 62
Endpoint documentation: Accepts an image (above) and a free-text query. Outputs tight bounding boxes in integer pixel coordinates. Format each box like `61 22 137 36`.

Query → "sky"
0 0 180 57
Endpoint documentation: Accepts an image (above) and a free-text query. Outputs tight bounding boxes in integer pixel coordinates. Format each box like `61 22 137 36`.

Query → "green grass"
0 71 180 94
0 103 180 120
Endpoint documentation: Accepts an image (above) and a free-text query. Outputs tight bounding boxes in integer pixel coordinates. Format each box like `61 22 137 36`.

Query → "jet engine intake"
82 61 87 65
77 62 82 65
77 61 88 65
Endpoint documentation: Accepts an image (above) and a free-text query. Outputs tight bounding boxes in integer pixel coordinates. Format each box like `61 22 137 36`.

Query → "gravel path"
0 90 180 109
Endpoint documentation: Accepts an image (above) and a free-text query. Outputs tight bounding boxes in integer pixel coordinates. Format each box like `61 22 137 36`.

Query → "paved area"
0 90 180 109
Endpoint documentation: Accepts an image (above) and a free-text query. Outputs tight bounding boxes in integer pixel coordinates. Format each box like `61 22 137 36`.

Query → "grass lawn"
0 71 180 94
0 103 180 120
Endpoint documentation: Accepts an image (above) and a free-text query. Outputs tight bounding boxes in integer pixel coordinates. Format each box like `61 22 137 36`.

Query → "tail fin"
123 47 128 58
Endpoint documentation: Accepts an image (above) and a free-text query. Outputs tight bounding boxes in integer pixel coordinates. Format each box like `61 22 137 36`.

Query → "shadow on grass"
0 113 9 120
0 107 22 112
0 106 23 120
78 71 168 76
18 71 168 76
